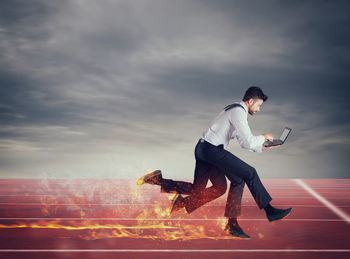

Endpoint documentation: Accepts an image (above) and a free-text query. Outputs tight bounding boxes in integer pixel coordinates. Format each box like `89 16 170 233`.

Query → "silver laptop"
263 127 292 147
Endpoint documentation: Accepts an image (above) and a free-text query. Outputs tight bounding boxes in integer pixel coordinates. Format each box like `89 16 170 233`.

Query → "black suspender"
223 103 245 112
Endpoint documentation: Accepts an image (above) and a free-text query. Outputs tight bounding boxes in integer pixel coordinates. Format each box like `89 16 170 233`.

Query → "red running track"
0 178 349 259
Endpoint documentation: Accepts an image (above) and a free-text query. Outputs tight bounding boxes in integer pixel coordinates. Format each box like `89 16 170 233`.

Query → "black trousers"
161 139 272 217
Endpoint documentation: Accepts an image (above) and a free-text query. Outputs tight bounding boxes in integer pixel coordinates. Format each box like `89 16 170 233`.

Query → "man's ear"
248 98 255 105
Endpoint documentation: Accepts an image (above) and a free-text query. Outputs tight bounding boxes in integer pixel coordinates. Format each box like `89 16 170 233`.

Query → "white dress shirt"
201 101 266 153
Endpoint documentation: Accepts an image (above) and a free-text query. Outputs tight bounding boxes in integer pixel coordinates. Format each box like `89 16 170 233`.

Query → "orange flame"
0 219 234 241
0 178 254 241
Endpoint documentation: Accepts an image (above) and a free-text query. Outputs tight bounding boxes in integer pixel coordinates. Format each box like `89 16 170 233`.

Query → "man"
137 86 292 239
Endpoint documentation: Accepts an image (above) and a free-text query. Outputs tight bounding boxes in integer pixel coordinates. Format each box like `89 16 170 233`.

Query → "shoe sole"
268 208 293 222
136 170 161 185
224 228 251 240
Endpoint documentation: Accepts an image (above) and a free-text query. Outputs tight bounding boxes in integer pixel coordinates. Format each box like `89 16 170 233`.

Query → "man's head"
242 86 268 115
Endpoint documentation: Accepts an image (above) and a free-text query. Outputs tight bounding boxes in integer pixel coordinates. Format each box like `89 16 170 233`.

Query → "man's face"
248 98 264 115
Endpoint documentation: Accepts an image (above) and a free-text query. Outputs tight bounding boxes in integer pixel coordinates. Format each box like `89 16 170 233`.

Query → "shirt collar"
239 100 248 113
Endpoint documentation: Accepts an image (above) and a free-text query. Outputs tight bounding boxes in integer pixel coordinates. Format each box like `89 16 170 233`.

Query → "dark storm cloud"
0 0 349 178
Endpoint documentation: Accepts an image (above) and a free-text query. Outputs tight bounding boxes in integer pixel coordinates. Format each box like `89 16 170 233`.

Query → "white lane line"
0 218 345 221
294 179 350 224
0 249 349 253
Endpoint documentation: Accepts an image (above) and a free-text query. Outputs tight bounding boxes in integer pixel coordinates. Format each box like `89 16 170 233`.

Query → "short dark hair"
242 86 268 102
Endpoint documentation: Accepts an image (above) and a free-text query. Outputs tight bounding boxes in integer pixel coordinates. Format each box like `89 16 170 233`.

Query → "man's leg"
224 175 245 218
221 174 251 239
169 157 224 213
160 178 194 195
183 161 227 214
198 144 272 210
136 169 194 195
140 140 209 196
197 141 292 234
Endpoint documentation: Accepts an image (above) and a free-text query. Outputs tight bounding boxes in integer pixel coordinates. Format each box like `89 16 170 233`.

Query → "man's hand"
262 145 279 151
262 133 273 142
262 133 278 151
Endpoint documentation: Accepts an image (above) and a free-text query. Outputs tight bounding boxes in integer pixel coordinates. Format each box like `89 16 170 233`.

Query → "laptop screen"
280 128 291 141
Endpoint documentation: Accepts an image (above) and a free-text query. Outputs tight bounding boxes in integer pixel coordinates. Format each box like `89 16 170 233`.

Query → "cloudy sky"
0 0 349 179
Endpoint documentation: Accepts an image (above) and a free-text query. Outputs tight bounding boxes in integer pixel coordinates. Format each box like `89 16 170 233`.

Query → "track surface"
0 178 349 259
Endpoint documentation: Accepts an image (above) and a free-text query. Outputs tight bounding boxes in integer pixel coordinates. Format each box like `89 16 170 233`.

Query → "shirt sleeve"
228 108 266 153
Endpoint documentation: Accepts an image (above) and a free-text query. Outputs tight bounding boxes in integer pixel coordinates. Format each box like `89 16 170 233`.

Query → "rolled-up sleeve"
228 109 266 153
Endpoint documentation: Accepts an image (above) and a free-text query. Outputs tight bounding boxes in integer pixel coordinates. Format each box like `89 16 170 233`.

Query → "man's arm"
228 109 266 152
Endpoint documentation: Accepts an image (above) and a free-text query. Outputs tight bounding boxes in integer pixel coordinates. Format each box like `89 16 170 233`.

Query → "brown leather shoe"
136 170 162 185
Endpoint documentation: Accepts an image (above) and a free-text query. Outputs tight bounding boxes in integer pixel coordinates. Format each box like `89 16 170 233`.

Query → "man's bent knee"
213 184 227 197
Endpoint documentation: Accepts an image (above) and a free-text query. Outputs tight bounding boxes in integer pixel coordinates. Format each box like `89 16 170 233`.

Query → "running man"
137 86 292 239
